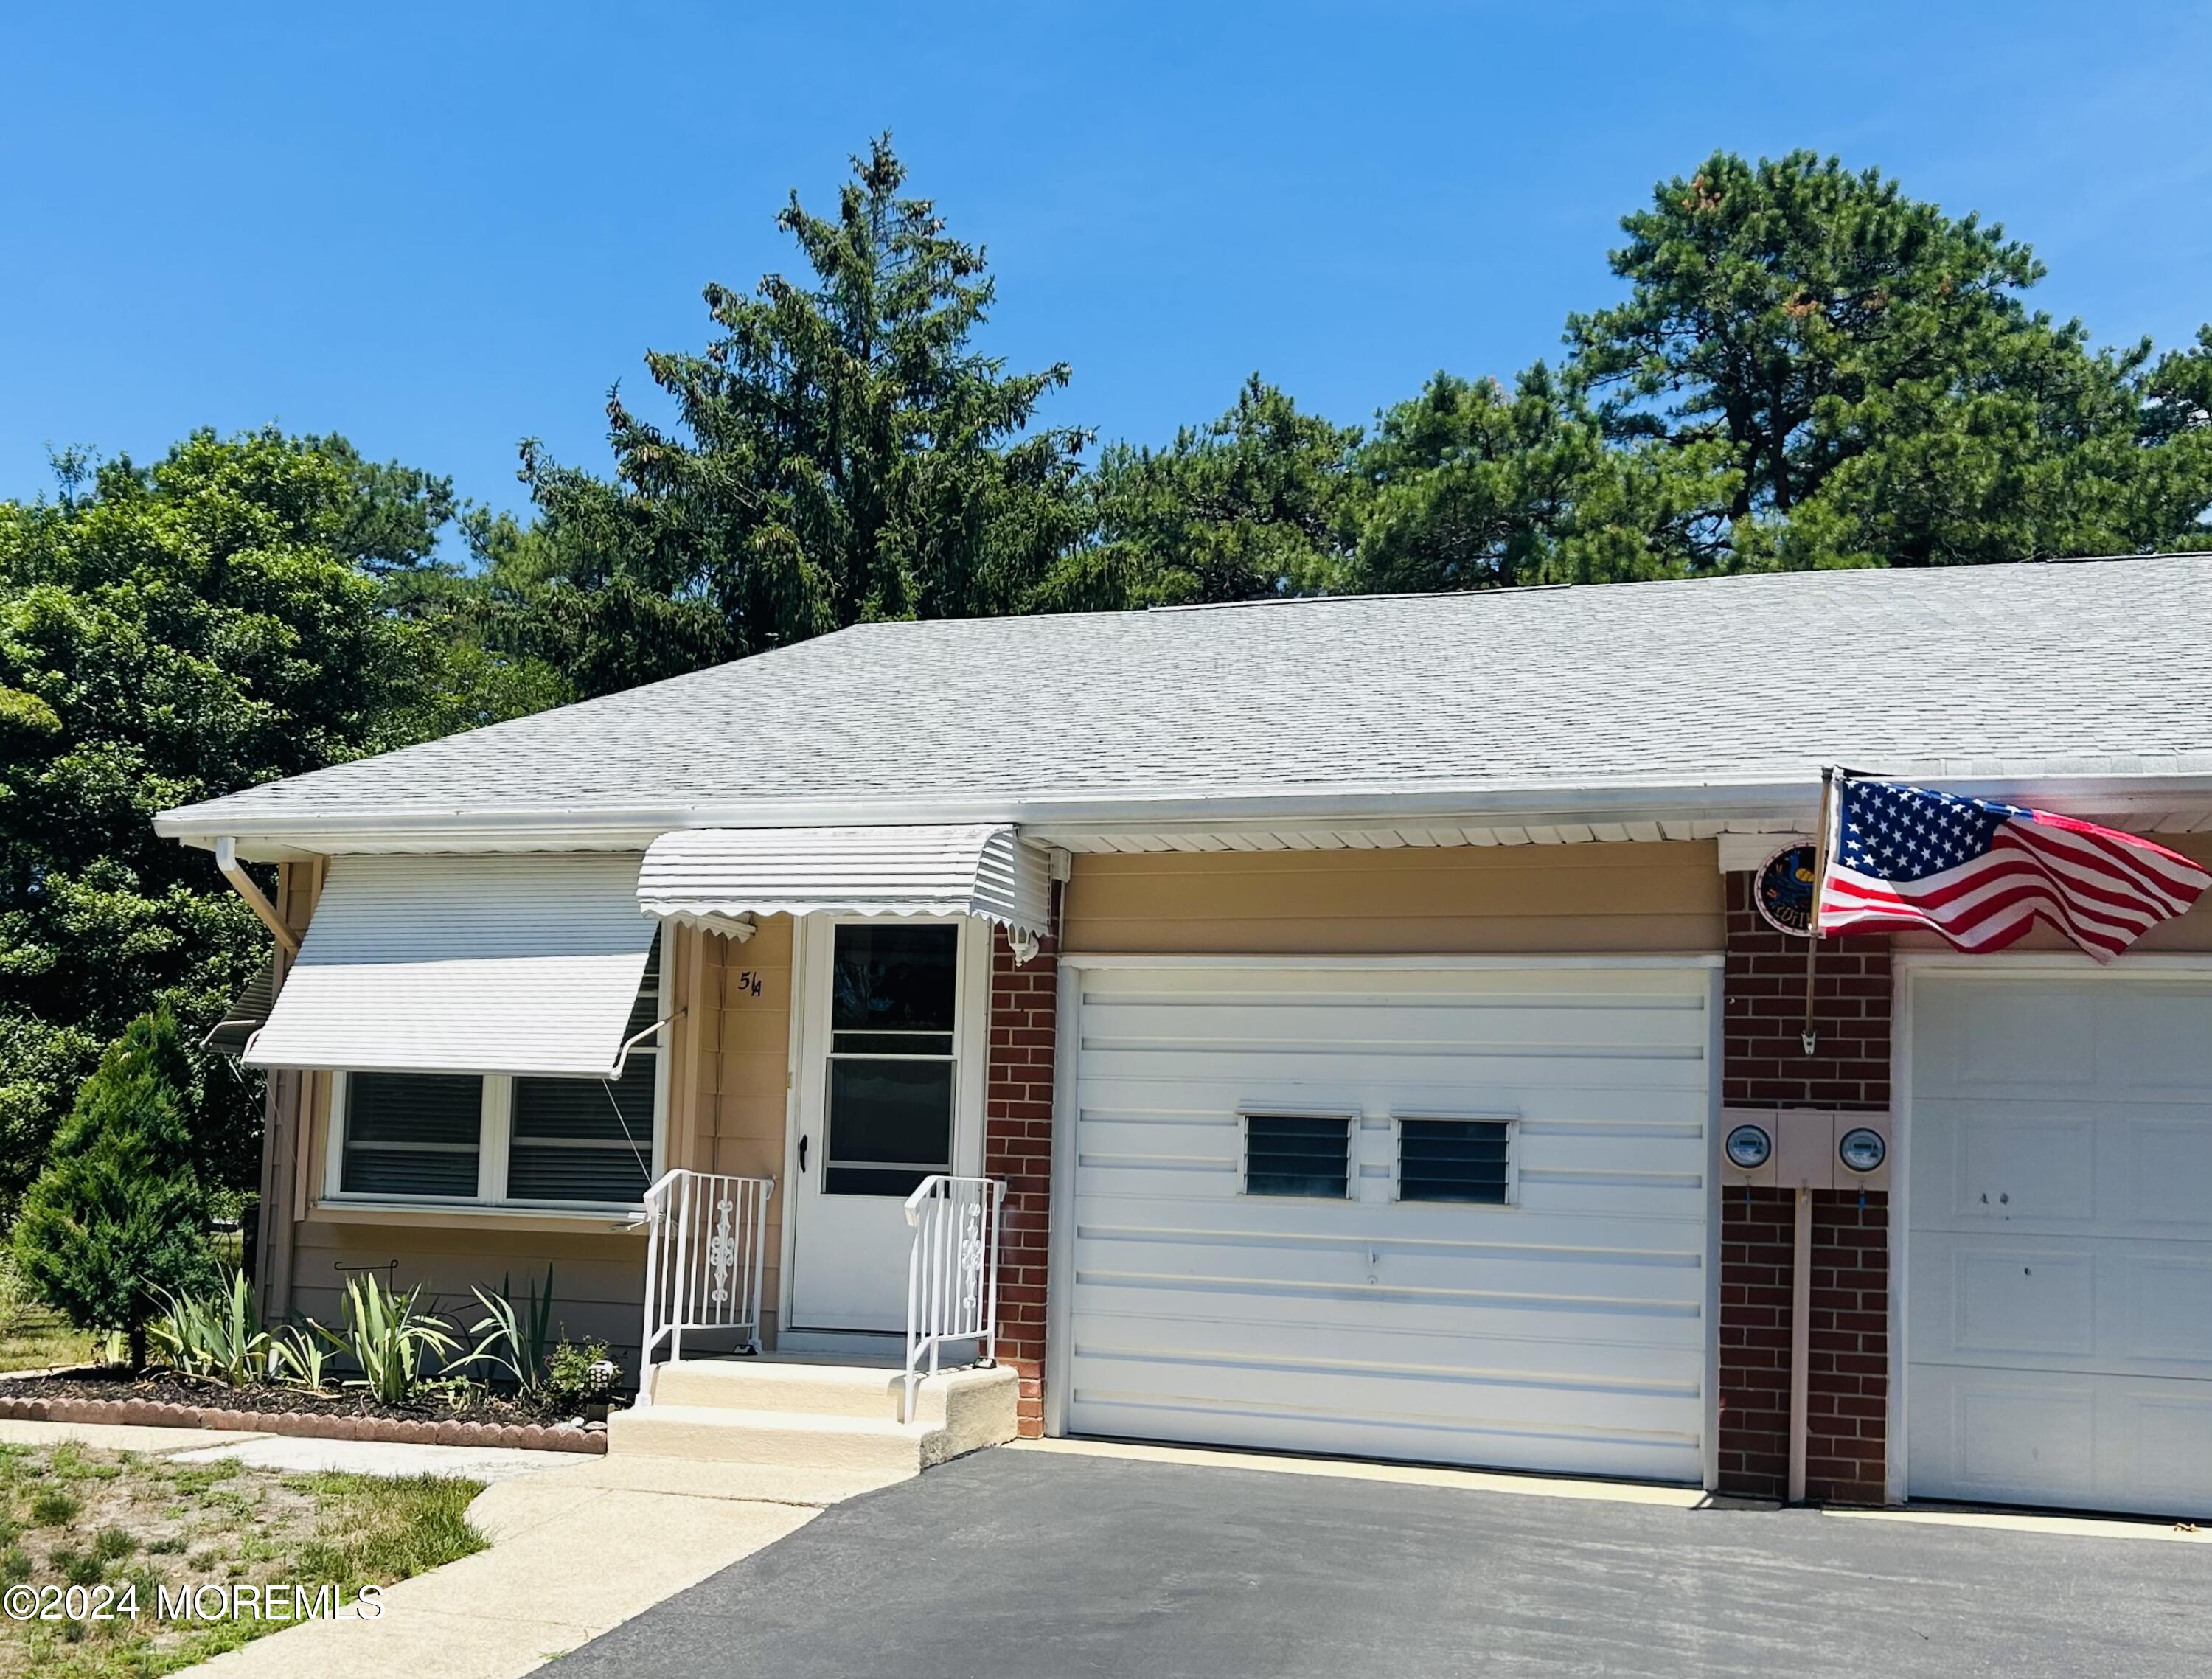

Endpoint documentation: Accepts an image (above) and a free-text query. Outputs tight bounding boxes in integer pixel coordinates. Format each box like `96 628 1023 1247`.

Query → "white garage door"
1064 960 1716 1484
1909 970 2212 1518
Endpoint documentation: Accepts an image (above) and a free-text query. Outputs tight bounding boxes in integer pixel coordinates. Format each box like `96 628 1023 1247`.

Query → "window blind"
507 936 661 1204
341 1073 482 1197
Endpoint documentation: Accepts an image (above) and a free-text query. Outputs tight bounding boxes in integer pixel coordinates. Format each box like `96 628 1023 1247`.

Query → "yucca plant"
148 1272 275 1387
314 1275 460 1405
271 1324 334 1393
461 1265 556 1393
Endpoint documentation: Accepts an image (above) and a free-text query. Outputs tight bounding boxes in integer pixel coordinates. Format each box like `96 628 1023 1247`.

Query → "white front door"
1907 966 2212 1518
1061 959 1717 1483
787 917 989 1332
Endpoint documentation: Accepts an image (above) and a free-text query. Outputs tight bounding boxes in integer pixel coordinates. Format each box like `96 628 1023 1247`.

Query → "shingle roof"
157 555 2212 843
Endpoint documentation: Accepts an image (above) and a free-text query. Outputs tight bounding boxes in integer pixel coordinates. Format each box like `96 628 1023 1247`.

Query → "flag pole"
1801 766 1838 1057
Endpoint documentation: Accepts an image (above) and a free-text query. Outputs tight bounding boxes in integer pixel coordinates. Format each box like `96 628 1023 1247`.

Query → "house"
155 555 2212 1515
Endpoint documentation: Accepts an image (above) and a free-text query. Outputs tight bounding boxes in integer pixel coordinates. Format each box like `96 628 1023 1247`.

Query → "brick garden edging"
0 1392 607 1453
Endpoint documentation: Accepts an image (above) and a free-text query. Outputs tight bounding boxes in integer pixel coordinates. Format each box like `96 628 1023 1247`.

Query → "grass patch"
0 1301 93 1375
0 1442 486 1678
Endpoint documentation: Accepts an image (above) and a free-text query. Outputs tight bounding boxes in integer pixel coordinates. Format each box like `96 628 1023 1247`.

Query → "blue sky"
4 3 2208 526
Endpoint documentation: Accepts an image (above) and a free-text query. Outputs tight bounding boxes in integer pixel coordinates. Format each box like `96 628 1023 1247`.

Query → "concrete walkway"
0 1417 912 1679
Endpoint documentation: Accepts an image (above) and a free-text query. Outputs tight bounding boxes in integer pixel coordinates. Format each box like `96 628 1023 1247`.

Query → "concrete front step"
611 1360 1019 1471
607 1405 936 1472
651 1356 908 1420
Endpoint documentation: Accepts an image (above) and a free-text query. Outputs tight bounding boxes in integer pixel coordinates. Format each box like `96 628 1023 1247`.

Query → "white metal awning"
637 824 1052 941
244 853 658 1077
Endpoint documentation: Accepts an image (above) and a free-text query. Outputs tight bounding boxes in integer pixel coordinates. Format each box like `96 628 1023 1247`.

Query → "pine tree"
13 1010 215 1369
499 135 1091 698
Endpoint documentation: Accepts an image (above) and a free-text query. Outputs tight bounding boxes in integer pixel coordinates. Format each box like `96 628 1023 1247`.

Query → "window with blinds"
1243 1113 1352 1199
340 1073 483 1197
509 942 661 1204
1397 1118 1512 1204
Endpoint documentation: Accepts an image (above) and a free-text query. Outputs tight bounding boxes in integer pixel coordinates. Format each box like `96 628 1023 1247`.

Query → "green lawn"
0 1301 94 1376
0 1441 486 1678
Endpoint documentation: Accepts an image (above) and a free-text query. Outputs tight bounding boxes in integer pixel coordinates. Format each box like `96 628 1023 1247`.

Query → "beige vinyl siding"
686 913 796 1342
288 1219 649 1366
1062 842 1725 955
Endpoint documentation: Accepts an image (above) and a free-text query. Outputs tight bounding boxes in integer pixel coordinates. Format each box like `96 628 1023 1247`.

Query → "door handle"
799 1134 809 1172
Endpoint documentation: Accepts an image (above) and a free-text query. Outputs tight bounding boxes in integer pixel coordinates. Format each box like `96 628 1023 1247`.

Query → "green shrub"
313 1275 459 1405
271 1322 334 1392
12 1011 215 1369
545 1338 616 1411
462 1265 555 1392
148 1270 275 1386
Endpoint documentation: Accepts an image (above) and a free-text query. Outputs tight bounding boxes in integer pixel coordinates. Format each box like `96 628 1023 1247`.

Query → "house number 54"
735 970 764 998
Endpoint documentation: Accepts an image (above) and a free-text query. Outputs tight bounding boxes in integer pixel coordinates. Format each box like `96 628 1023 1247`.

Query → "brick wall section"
982 919 1059 1438
1804 1189 1889 1504
1716 1186 1793 1496
1722 871 1891 1108
1717 872 1893 1504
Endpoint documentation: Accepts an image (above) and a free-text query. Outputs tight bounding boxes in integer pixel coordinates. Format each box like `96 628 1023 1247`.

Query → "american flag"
1815 778 2211 960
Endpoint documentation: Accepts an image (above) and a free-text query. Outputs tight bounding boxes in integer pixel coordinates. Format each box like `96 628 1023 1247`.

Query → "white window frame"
322 1029 669 1213
1388 1111 1520 1209
1236 1108 1357 1201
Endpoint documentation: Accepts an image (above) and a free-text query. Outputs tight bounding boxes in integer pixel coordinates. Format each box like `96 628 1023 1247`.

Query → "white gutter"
153 769 2212 858
215 837 299 955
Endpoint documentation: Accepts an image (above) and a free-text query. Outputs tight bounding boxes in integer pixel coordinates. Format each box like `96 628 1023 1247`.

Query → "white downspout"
215 836 299 956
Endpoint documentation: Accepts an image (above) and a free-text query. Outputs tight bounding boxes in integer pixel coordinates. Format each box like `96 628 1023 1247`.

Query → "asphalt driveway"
545 1447 2211 1679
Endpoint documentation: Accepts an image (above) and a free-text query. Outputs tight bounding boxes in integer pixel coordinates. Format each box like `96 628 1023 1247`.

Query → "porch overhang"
243 852 658 1077
636 824 1054 947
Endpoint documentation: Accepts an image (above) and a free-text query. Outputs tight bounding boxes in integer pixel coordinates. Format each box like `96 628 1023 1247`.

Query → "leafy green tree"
13 1010 215 1370
1040 375 1364 610
1565 150 2212 563
499 135 1092 698
0 430 542 1206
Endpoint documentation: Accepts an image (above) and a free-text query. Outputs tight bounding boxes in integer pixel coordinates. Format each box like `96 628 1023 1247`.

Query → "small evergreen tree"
13 1010 214 1369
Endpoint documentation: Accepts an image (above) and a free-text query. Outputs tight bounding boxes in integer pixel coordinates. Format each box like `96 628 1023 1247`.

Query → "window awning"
201 960 279 1057
637 824 1052 942
243 853 658 1078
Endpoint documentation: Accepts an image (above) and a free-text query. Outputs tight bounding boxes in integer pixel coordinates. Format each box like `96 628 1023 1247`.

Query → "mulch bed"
0 1368 611 1453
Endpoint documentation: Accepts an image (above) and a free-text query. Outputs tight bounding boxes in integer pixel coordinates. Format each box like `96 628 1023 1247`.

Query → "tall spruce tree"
14 1010 213 1370
499 136 1092 698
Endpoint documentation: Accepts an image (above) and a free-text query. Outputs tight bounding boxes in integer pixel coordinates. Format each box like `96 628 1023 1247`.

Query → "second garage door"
1908 968 2212 1518
1062 959 1717 1483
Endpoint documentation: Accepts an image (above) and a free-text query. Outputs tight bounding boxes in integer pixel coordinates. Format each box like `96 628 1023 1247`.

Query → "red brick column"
1716 871 1893 1503
982 919 1058 1437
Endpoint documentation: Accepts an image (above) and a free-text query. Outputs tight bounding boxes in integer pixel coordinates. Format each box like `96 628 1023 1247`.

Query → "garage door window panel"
1243 1113 1353 1199
1397 1118 1514 1206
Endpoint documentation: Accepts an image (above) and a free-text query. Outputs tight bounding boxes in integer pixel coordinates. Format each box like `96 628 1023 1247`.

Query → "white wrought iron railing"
636 1168 773 1402
902 1174 1004 1419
